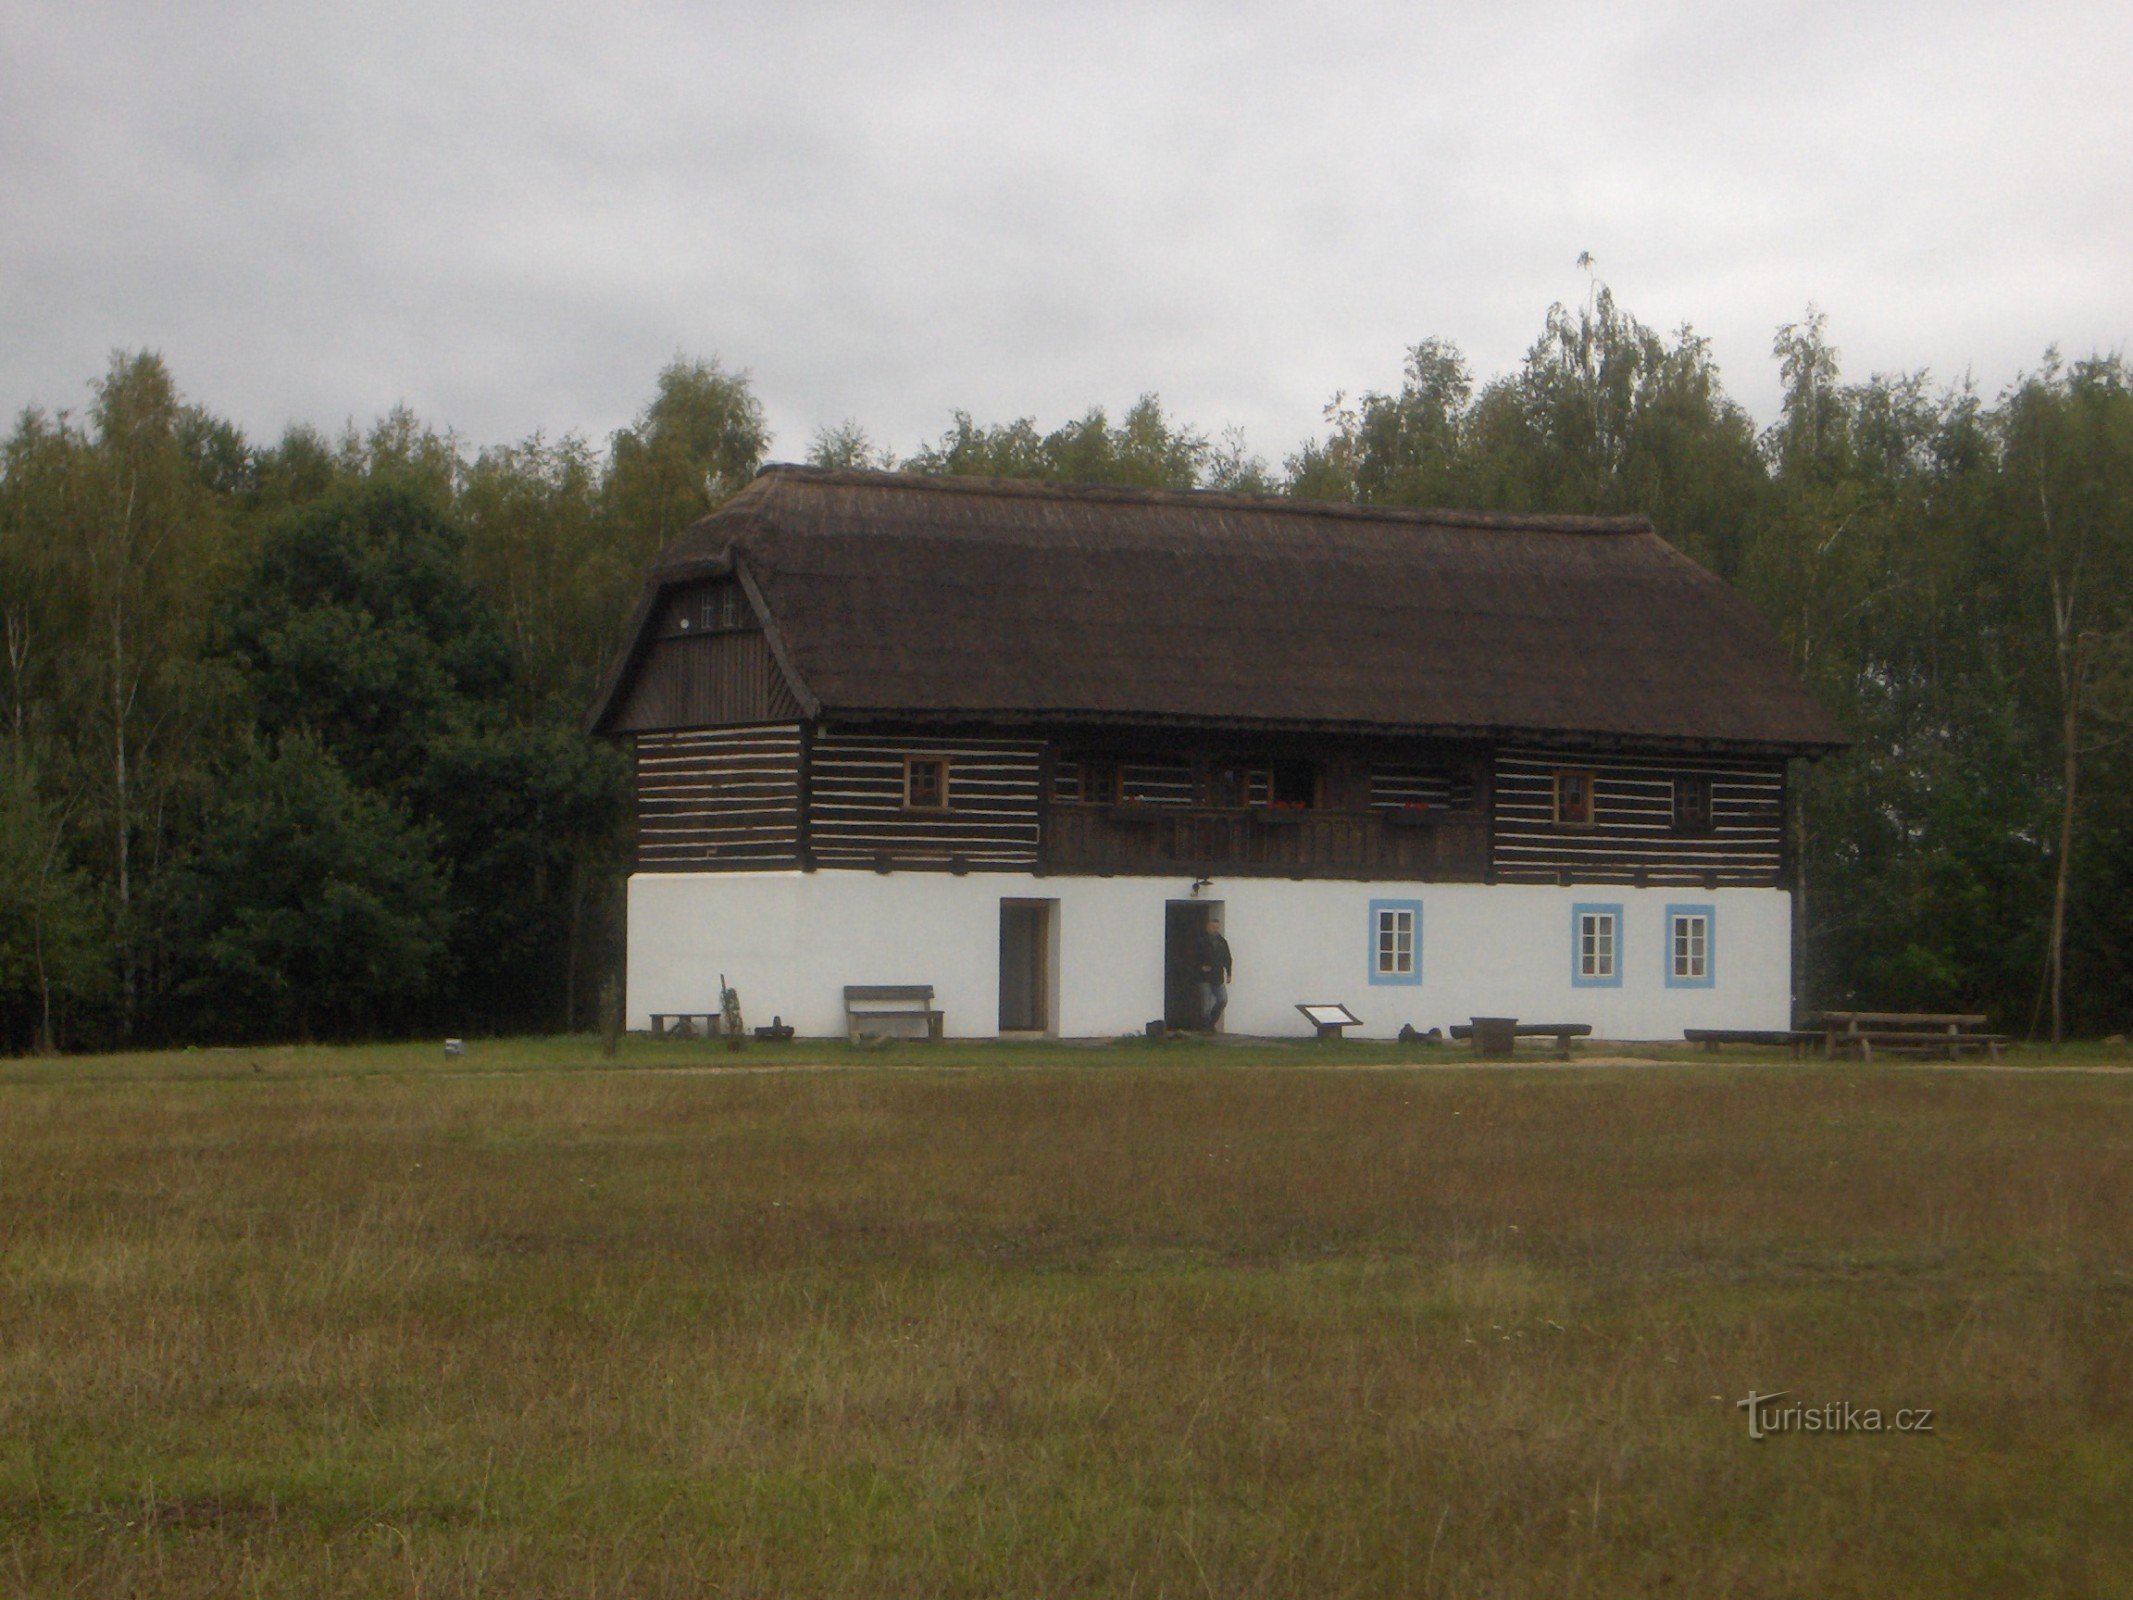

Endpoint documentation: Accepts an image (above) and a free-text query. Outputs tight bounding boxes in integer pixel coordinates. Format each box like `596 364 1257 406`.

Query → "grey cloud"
4 0 2129 463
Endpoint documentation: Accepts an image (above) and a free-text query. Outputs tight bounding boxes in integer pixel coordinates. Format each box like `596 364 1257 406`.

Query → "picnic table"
1810 1011 2006 1061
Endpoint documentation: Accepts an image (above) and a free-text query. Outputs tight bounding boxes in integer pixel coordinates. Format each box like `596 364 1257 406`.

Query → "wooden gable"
606 577 806 732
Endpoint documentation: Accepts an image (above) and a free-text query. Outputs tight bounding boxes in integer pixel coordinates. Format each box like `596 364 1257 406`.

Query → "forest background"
3 285 2129 1053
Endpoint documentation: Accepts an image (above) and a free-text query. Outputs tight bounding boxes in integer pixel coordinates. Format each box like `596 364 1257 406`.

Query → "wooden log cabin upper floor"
588 468 1844 886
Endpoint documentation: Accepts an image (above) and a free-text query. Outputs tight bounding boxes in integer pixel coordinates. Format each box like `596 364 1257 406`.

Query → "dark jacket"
1196 930 1233 982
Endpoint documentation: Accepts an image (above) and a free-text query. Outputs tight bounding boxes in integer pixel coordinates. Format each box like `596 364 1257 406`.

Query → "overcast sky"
5 0 2130 469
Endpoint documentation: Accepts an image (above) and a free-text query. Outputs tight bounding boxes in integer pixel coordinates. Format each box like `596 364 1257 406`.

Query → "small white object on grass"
443 1038 465 1058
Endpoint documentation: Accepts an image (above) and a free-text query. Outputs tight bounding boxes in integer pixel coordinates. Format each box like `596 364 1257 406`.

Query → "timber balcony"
1045 803 1489 881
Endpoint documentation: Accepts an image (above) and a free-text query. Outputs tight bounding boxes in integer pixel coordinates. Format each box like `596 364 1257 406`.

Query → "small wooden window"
1672 774 1712 833
1553 769 1596 827
904 756 949 810
705 586 746 631
1056 756 1114 804
671 583 750 635
1206 763 1277 809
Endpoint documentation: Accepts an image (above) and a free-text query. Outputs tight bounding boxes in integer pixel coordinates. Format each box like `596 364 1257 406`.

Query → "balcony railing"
1046 804 1487 880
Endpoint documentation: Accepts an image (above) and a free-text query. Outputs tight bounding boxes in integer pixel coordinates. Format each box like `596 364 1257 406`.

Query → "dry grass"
3 1041 2131 1596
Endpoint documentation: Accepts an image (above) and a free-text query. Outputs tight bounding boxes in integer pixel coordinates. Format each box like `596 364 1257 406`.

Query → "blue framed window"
1665 904 1715 988
1368 899 1423 985
1572 903 1623 987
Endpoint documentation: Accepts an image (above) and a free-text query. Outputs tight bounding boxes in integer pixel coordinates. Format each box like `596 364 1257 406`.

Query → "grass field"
3 1036 2130 1596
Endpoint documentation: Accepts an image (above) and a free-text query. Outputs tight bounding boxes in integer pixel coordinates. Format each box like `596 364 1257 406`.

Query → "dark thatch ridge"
588 465 1845 754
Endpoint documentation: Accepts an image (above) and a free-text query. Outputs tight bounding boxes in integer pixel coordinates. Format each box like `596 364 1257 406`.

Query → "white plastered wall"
627 870 1793 1042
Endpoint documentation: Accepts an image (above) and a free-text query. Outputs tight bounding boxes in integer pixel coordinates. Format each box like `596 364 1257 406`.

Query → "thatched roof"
588 466 1844 753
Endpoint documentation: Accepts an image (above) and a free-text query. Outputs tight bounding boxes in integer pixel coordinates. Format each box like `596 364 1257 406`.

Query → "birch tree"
0 760 102 1052
72 353 236 1031
1995 355 2133 1043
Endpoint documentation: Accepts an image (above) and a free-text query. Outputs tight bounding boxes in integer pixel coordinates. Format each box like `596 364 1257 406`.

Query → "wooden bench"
1685 1028 1820 1058
649 1012 721 1039
1810 1011 2007 1061
1448 1019 1592 1060
844 985 944 1044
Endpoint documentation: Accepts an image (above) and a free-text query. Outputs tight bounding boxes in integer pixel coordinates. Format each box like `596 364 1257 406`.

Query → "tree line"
2 284 2128 1051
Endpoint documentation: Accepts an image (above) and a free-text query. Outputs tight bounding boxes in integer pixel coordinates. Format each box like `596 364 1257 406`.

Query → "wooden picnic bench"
649 1012 722 1039
1810 1011 2007 1061
844 985 944 1044
1684 1028 1820 1058
1448 1018 1592 1060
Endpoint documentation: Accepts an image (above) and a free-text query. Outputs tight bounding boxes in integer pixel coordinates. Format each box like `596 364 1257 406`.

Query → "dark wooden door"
1164 900 1222 1029
998 900 1049 1031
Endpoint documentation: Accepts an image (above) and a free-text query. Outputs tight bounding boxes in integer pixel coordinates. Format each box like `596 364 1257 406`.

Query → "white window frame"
1369 899 1422 986
1572 903 1622 987
1666 904 1715 988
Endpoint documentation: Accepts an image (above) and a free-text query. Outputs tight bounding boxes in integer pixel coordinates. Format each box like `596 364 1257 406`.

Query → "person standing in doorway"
1197 911 1232 1031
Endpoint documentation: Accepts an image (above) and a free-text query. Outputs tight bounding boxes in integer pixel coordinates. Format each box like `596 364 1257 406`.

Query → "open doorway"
1164 899 1225 1031
998 899 1057 1034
